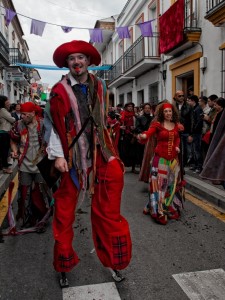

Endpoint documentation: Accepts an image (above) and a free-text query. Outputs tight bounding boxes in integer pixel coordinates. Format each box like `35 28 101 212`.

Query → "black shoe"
112 270 125 282
59 272 69 288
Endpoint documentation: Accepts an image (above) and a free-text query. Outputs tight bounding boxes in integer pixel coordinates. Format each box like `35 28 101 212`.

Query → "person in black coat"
174 90 193 166
188 95 203 172
135 103 154 167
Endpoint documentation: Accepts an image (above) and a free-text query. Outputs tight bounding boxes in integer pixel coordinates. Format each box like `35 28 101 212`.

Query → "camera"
108 111 120 120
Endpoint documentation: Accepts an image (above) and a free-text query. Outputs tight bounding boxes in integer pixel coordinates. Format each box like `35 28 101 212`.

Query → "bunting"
138 20 153 37
116 26 130 39
89 28 103 43
5 8 16 26
30 19 46 36
61 26 73 33
2 4 156 42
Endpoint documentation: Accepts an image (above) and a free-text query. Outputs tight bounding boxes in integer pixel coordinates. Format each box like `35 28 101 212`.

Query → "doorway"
176 71 194 98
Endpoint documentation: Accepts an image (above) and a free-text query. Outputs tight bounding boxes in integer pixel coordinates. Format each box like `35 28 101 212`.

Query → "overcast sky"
12 0 127 87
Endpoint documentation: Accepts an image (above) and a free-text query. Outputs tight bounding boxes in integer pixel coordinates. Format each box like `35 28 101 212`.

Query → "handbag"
202 130 211 144
37 155 61 189
37 115 95 188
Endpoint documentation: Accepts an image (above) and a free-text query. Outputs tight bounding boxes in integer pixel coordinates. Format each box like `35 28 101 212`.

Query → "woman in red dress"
138 103 184 225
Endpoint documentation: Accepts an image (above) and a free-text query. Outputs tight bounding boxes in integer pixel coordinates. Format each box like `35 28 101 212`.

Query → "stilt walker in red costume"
44 40 132 287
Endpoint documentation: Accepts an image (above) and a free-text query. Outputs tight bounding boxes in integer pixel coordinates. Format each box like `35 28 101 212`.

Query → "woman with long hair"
138 102 185 225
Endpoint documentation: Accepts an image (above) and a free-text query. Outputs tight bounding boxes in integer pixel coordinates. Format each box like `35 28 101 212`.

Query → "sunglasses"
178 95 184 97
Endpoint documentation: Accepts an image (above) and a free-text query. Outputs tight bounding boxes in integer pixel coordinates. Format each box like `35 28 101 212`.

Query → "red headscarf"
162 103 173 110
20 102 37 113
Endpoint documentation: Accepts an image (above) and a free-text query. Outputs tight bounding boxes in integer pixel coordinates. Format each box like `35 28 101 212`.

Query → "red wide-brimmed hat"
53 40 101 68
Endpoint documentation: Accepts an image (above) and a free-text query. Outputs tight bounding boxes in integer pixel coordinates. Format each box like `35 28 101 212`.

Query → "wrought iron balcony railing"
97 34 159 83
95 65 113 81
9 48 30 79
205 0 225 26
206 0 225 13
123 34 159 73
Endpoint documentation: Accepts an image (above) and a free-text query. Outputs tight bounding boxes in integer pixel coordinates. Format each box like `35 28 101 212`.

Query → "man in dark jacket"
135 103 154 167
188 95 203 173
174 90 193 166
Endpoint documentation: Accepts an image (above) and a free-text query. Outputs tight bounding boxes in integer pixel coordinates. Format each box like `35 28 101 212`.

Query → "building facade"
0 0 41 102
94 0 225 107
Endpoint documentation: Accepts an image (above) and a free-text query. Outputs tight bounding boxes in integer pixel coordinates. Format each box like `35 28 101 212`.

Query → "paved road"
0 171 225 300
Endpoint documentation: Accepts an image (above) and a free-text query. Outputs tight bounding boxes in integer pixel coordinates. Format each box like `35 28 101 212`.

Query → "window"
12 31 15 47
119 94 124 106
148 82 159 105
185 0 197 28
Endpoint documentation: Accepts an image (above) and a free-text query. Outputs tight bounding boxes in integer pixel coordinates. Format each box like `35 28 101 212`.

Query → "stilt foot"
111 269 125 282
59 272 69 288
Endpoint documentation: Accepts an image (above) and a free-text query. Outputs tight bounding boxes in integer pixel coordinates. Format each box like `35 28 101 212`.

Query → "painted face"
21 112 34 124
163 108 173 121
67 53 90 79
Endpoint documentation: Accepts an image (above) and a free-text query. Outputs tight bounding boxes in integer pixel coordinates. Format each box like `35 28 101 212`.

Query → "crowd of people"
0 39 224 287
106 92 225 223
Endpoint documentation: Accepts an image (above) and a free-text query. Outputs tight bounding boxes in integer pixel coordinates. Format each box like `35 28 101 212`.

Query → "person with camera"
107 108 121 152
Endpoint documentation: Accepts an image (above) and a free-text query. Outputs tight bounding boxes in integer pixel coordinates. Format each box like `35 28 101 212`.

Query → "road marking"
0 174 18 226
185 192 225 223
62 282 121 300
173 269 225 300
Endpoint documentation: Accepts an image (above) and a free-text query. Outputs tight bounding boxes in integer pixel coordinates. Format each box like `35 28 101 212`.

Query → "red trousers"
53 153 132 272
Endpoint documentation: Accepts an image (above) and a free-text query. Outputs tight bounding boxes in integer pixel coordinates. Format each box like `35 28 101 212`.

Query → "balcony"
6 48 30 86
99 34 160 88
0 32 9 64
205 0 225 26
9 48 30 79
160 0 202 56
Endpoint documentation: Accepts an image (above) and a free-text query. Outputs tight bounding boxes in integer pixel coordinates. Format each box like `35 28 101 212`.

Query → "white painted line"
173 268 225 300
63 282 121 300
